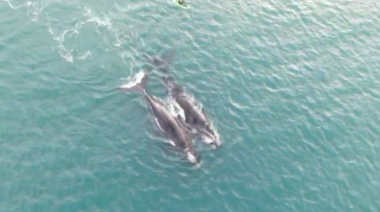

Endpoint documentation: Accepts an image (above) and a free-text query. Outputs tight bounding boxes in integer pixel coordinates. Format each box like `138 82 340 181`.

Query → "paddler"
177 0 188 6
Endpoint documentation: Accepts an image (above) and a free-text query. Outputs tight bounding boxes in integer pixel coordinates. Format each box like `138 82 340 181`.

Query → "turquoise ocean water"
1 0 379 211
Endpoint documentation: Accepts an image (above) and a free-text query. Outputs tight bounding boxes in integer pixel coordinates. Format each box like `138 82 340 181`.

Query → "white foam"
134 71 145 83
47 25 74 63
167 102 177 117
196 102 203 111
177 106 186 121
3 0 26 10
45 4 118 63
169 140 176 146
118 81 134 90
186 152 196 164
202 135 214 144
82 6 113 31
77 51 91 60
119 71 145 89
166 97 186 120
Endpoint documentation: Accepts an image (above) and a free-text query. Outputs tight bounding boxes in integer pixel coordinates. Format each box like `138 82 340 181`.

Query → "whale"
162 75 222 148
118 70 201 166
142 51 222 148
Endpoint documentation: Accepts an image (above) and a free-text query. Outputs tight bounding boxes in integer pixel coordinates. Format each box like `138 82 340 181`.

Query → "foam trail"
3 0 26 10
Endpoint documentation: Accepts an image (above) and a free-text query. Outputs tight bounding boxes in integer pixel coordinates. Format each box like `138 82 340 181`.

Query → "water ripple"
1 0 380 212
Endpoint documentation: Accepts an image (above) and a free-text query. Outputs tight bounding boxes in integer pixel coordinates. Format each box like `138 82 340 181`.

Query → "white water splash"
47 27 73 63
118 71 145 90
201 134 215 144
186 151 197 164
82 6 113 30
3 0 53 21
166 97 186 121
77 51 91 60
3 0 25 10
45 4 117 63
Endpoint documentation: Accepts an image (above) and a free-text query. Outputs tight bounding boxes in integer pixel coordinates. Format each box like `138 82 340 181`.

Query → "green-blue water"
1 0 379 211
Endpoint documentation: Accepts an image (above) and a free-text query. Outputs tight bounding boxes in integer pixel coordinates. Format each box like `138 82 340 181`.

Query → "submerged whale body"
118 70 201 167
142 49 176 68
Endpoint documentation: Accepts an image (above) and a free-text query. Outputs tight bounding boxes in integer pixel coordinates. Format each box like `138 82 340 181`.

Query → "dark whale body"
118 71 201 166
142 51 222 148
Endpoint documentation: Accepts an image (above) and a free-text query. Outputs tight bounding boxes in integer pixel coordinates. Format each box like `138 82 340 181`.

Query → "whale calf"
162 76 222 148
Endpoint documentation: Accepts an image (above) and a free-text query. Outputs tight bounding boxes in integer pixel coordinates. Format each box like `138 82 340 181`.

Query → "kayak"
172 0 190 9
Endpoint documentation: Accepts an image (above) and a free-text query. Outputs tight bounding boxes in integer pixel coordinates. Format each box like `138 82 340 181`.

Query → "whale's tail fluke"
118 70 149 93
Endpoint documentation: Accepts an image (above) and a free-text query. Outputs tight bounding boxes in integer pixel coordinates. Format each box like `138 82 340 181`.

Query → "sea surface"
1 0 379 211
